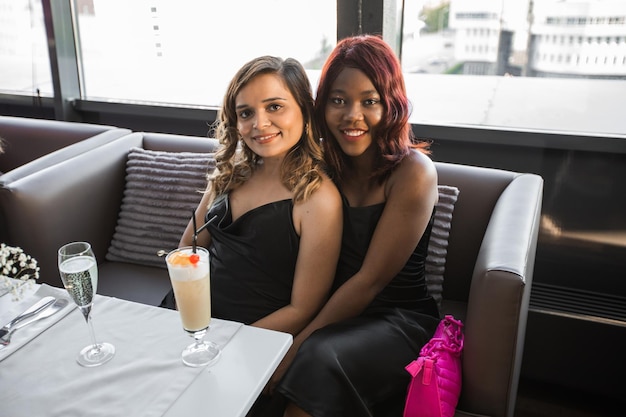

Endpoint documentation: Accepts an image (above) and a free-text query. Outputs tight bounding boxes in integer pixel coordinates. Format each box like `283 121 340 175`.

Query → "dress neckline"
224 193 292 224
340 192 385 210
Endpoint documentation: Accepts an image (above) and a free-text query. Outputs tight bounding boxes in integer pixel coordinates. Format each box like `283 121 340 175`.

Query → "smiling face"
235 73 304 161
324 67 383 158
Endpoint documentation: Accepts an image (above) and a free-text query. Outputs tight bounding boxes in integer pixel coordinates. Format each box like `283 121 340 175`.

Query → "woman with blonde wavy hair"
165 55 343 337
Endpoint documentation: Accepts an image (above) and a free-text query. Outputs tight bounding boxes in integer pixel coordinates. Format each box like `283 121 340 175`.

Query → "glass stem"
192 327 207 346
82 308 101 353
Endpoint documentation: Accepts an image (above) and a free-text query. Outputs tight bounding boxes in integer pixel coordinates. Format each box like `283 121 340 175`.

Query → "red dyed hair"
315 34 430 183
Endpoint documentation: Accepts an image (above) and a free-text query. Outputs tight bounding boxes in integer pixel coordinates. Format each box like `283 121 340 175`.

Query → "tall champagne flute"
165 246 220 367
58 241 115 367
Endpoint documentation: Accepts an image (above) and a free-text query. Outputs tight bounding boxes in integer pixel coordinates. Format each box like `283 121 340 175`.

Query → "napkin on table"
0 283 75 362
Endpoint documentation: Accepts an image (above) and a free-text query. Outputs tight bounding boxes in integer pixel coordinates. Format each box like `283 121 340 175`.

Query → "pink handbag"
403 315 464 417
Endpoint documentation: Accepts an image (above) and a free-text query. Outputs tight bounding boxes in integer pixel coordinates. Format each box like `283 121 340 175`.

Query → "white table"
0 283 292 417
166 324 290 416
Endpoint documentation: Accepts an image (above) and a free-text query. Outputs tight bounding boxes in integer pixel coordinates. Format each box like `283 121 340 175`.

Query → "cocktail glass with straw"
165 210 220 367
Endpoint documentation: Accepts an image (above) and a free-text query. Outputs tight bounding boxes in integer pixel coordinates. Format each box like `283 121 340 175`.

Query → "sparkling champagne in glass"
58 241 115 367
166 246 220 367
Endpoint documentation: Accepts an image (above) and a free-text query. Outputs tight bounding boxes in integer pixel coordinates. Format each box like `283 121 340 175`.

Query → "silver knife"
0 297 70 348
0 296 56 339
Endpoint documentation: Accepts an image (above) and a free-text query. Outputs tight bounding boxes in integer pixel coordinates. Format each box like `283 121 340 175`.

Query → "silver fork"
0 297 69 348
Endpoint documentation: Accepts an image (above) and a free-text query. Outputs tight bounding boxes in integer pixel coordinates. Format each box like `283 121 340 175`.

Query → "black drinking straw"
190 213 217 255
192 209 198 254
196 214 217 235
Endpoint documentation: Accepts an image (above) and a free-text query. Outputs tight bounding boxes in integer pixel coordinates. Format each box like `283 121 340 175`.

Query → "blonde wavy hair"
208 56 324 203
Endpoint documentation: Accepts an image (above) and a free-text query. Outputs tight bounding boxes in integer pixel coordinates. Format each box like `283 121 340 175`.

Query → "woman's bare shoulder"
391 149 437 188
293 172 342 236
312 172 342 207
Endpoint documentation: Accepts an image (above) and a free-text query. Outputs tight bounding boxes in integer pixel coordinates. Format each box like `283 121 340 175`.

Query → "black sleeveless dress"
275 198 440 417
161 193 300 325
208 193 299 324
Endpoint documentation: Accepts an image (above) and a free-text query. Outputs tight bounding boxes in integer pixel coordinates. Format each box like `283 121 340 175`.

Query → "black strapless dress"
161 193 299 325
275 199 440 417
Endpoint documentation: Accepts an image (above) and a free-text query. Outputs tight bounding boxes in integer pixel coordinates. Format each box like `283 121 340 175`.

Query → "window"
1 0 625 137
401 0 626 134
75 0 336 107
0 0 52 96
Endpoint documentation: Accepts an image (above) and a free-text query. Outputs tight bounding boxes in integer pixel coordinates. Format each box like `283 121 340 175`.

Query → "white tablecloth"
0 285 242 417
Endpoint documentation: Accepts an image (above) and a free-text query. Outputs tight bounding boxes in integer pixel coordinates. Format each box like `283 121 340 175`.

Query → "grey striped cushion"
426 185 460 309
106 147 215 268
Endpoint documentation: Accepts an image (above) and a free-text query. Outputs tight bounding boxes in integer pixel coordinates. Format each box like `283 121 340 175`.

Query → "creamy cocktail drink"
166 247 211 331
165 246 220 367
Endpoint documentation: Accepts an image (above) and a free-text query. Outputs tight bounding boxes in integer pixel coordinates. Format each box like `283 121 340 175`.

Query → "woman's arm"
252 177 343 335
179 188 214 249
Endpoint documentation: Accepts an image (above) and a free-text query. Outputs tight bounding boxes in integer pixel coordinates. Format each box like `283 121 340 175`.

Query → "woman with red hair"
271 35 442 417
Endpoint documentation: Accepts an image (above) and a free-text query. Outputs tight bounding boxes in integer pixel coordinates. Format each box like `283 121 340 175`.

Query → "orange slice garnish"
169 252 196 266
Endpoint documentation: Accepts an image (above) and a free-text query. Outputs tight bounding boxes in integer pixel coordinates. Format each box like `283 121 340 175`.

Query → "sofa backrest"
141 131 219 153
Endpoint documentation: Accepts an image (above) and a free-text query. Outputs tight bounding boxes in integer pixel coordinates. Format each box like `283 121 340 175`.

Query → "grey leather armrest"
0 115 125 174
461 173 543 417
0 128 131 185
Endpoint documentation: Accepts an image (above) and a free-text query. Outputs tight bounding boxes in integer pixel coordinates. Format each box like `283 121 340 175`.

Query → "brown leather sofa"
1 120 543 417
